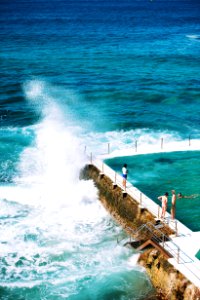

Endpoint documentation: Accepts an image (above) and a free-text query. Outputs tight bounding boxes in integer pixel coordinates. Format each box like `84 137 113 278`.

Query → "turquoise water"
0 104 156 299
196 250 200 260
1 0 200 298
105 151 200 231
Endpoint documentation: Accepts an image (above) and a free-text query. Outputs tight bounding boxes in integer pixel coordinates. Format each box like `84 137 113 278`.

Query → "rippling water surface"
0 0 200 298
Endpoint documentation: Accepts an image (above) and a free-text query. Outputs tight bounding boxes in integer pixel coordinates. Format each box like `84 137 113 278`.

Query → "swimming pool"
105 151 200 231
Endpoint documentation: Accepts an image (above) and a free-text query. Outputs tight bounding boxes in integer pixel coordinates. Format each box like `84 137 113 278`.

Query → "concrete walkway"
88 145 200 288
99 138 200 160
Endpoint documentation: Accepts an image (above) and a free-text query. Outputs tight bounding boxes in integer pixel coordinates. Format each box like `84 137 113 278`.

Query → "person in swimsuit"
122 164 128 189
178 193 199 199
171 190 176 220
158 192 168 219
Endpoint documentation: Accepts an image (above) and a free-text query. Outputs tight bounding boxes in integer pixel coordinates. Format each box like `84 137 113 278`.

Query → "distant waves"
186 34 200 40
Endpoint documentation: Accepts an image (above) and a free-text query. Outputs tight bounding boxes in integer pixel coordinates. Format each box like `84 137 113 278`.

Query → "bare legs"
161 205 167 219
171 205 175 220
122 178 126 189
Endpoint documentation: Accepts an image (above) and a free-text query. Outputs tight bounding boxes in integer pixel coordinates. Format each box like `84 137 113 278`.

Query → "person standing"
171 190 176 220
122 164 128 189
158 192 168 219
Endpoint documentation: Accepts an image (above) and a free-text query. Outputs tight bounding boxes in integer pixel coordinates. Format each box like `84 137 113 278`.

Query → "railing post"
140 192 142 206
175 220 178 237
135 140 137 152
113 172 117 189
99 162 104 178
177 247 180 263
90 152 93 164
162 234 165 247
108 143 110 154
161 137 163 149
158 205 160 219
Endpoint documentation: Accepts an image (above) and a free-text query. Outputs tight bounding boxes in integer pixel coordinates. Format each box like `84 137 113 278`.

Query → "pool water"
105 151 200 231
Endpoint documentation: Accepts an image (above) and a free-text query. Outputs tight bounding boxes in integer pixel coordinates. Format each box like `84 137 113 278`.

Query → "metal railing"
88 152 197 233
88 156 178 228
86 155 194 265
84 136 198 158
119 222 193 264
83 141 200 287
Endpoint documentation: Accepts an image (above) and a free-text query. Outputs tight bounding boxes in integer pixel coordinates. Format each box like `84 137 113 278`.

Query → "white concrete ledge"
88 155 200 288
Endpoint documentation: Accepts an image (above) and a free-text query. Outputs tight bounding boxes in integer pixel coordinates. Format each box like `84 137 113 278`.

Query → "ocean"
0 0 200 299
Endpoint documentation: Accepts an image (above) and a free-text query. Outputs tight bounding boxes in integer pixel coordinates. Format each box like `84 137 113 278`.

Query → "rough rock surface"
80 164 200 300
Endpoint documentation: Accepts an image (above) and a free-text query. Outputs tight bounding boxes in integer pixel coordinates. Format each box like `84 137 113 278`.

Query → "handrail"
120 222 193 264
86 154 185 246
87 155 192 236
84 137 200 159
84 147 200 286
87 156 161 214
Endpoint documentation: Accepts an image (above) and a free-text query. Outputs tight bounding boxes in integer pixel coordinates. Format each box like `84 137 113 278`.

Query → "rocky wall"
80 164 200 300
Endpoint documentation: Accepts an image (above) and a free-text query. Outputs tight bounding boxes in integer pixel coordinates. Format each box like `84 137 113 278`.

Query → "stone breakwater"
80 164 200 300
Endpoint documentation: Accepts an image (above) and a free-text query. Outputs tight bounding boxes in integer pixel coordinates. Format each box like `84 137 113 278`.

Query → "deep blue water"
0 0 200 299
1 0 200 133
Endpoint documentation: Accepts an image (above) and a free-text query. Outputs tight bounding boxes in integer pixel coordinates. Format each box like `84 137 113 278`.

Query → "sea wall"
138 249 200 300
80 164 155 232
80 164 200 300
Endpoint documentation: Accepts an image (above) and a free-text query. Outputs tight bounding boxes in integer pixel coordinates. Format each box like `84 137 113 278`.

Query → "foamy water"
1 0 200 298
0 80 155 299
